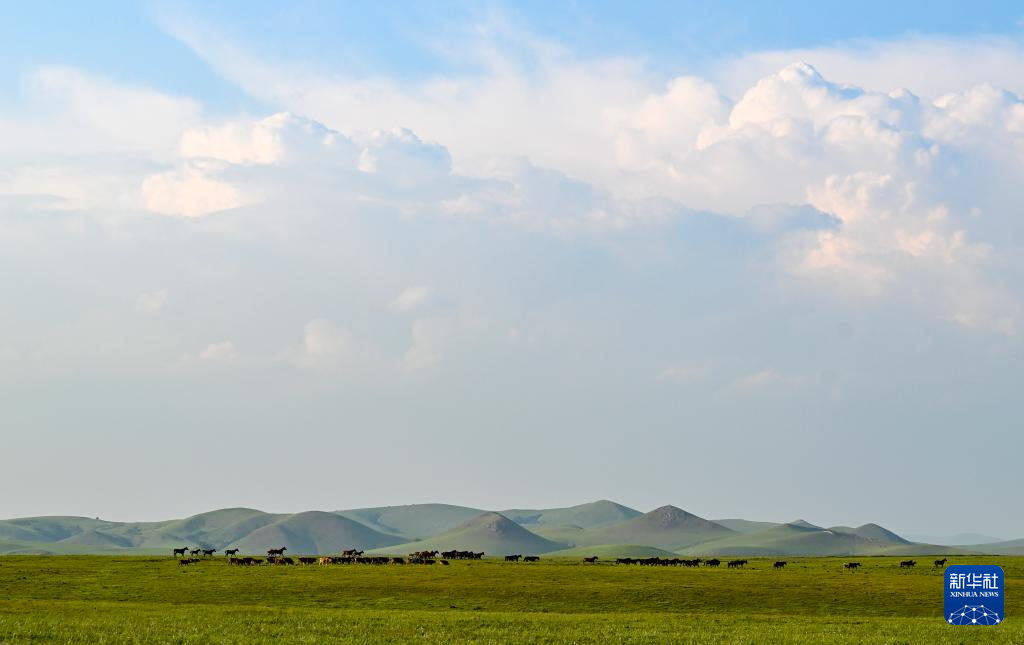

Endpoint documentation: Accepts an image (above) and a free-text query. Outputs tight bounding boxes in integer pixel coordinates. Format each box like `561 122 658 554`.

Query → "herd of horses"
173 547 957 571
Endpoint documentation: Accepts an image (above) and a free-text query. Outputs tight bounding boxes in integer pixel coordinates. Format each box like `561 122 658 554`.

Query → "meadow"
0 555 1019 643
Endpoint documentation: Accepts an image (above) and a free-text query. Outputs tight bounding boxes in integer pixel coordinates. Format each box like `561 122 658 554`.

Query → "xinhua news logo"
945 565 1004 625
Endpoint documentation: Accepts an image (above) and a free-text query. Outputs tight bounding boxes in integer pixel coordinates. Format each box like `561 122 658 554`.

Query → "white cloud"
285 319 372 370
199 341 237 361
392 286 432 311
140 163 244 217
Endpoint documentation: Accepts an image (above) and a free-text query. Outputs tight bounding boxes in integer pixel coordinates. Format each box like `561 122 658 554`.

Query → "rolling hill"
233 511 404 553
712 519 780 534
967 537 1024 555
678 521 955 556
536 506 737 551
370 512 567 555
0 504 1013 556
334 503 485 540
500 500 642 529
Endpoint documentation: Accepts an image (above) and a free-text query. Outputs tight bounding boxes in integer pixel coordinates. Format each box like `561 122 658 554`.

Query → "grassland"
0 554 1019 643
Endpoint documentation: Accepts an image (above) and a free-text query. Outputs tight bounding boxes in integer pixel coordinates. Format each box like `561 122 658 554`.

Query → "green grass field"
0 555 1019 643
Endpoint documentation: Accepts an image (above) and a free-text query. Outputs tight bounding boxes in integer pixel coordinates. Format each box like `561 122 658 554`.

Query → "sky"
1 1 1023 538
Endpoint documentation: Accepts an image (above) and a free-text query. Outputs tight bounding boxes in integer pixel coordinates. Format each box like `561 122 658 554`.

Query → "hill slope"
555 506 735 551
712 519 780 534
334 504 485 540
370 512 567 555
680 521 936 556
968 537 1024 555
500 501 642 529
233 512 405 553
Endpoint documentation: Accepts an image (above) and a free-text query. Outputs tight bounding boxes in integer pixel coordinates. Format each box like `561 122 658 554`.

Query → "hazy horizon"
2 2 1023 538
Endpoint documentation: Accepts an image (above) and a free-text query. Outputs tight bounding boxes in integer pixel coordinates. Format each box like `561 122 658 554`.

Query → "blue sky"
1 2 1023 538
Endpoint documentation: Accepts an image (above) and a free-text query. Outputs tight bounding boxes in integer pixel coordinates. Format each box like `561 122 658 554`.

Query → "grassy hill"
334 504 485 540
370 512 567 555
713 519 780 534
968 537 1024 555
678 521 945 556
500 500 641 529
1 505 1016 557
546 506 736 551
228 512 404 553
829 523 910 545
0 509 401 555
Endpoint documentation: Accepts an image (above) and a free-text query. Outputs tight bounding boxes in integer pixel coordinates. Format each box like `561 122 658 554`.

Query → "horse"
172 547 189 557
934 558 948 568
224 548 239 557
201 549 216 558
900 560 916 568
189 548 202 557
267 547 287 557
505 554 521 562
704 558 721 567
844 562 861 572
583 556 599 563
523 556 540 562
773 561 787 569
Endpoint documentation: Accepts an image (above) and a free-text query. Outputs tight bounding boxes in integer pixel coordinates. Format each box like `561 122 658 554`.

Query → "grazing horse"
201 549 216 558
505 554 522 562
844 562 861 572
583 556 599 563
704 558 721 567
900 560 916 568
179 558 196 566
267 547 287 557
173 547 189 557
523 556 540 562
773 561 787 569
934 558 948 568
224 548 239 557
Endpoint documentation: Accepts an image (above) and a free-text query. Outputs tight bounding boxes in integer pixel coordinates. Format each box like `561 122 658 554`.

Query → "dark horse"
173 547 189 557
900 560 916 568
224 548 239 557
267 547 288 557
934 558 948 568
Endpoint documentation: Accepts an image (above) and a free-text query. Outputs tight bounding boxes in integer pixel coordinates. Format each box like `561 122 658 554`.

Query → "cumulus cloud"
140 163 244 217
285 319 372 370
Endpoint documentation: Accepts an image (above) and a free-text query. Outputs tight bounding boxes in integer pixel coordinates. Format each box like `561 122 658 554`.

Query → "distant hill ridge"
0 501 1014 556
